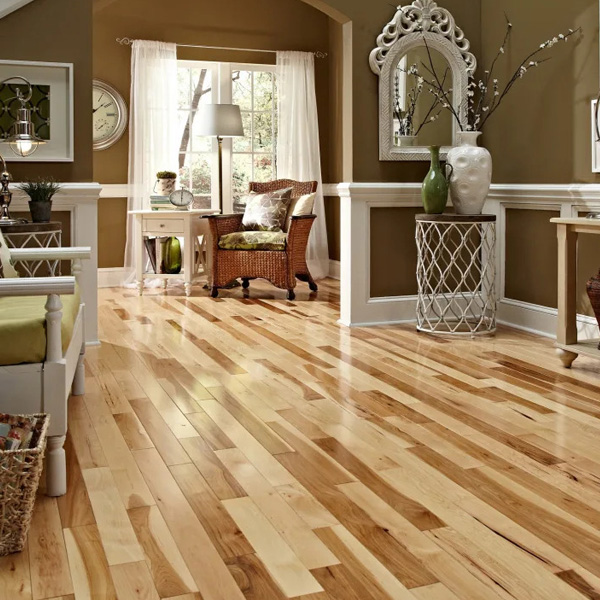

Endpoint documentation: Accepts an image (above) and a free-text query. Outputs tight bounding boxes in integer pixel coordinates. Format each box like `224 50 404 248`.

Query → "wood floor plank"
56 434 96 528
180 436 247 500
130 398 191 466
109 561 160 600
28 496 73 599
63 524 117 599
128 505 198 598
82 468 145 566
114 412 155 451
225 554 288 600
0 544 32 600
171 462 253 559
84 391 155 509
133 448 246 600
223 496 324 597
314 526 415 600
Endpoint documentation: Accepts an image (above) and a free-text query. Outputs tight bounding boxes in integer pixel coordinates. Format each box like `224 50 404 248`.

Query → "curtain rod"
116 38 328 58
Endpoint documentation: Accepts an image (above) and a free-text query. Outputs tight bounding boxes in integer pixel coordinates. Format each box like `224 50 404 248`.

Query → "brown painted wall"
370 207 421 297
2 0 92 183
482 0 600 311
94 0 334 268
481 0 598 185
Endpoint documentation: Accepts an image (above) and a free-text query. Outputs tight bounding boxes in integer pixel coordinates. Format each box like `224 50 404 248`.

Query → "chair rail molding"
11 182 102 345
337 181 600 339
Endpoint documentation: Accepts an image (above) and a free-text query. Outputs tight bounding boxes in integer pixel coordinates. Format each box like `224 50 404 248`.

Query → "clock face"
93 80 128 151
169 189 194 209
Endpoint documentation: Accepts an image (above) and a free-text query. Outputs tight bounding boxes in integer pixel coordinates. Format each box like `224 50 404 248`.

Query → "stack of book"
150 195 174 211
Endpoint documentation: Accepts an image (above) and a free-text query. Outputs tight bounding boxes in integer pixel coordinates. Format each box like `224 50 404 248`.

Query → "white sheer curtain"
276 51 329 280
124 40 178 280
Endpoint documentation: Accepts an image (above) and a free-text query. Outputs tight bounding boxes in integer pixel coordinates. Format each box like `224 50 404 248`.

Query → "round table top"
0 220 62 232
416 213 496 223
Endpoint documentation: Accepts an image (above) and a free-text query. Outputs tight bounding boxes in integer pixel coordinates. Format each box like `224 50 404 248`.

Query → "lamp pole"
217 135 224 213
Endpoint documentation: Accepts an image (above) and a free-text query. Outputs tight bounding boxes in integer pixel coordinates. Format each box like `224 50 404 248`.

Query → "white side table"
129 209 218 297
415 214 497 336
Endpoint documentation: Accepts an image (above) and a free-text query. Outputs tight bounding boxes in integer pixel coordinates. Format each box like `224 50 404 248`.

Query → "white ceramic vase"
154 178 177 197
446 131 492 215
397 135 417 147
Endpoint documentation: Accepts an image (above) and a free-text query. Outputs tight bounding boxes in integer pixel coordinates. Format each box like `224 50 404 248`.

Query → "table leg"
184 217 193 297
556 224 578 367
135 215 144 296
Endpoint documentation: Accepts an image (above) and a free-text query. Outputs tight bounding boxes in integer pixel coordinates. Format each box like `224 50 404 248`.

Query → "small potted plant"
18 179 62 223
154 171 177 196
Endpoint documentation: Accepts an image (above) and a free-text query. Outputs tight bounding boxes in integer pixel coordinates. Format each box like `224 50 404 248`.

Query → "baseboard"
498 298 599 340
329 260 340 280
98 267 128 288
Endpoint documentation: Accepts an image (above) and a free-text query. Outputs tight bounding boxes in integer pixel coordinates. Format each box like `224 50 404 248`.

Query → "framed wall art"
0 60 74 162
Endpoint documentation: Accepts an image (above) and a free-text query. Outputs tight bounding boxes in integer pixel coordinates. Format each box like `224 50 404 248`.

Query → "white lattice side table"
415 214 497 336
0 221 62 277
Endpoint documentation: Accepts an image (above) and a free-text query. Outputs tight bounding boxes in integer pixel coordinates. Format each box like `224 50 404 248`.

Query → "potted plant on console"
154 171 177 196
18 179 62 223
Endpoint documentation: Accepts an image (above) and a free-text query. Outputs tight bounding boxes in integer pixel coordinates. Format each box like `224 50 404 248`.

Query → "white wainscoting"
11 182 101 345
337 182 600 339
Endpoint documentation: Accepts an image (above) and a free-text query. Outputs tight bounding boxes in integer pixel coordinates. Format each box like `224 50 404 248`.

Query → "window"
177 62 277 212
232 69 277 212
177 63 214 209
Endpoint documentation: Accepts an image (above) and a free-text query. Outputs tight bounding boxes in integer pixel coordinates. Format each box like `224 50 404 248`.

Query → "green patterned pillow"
219 230 287 251
242 188 293 232
0 229 18 278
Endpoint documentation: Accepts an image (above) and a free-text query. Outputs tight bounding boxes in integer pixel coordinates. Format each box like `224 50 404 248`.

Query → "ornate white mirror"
369 0 476 161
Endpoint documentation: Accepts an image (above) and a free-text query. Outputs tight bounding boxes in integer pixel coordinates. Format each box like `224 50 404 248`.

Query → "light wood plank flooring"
11 279 600 600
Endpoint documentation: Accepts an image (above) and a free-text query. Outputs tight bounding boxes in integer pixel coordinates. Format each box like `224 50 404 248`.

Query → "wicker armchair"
205 179 318 300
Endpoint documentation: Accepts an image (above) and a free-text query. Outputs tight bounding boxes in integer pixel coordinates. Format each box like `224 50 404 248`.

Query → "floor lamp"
196 104 244 213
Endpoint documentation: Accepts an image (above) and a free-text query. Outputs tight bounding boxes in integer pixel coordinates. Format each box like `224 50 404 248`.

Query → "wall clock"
92 79 128 151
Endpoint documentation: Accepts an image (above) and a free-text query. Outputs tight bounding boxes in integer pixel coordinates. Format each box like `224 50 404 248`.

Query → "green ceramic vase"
162 237 182 275
421 145 450 215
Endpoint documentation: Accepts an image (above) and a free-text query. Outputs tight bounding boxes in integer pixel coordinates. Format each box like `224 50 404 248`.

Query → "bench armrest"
9 247 91 262
0 276 76 298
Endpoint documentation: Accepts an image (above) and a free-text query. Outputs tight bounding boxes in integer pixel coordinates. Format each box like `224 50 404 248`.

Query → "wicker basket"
0 414 49 556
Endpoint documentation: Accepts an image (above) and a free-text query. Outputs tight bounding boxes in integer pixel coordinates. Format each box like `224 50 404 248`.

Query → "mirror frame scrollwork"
370 0 477 161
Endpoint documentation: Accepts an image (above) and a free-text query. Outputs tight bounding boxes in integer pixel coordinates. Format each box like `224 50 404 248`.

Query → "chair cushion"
284 192 317 232
242 188 293 232
0 285 81 366
218 231 287 251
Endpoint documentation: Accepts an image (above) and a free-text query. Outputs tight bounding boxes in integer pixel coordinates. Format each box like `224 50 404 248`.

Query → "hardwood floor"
10 278 600 599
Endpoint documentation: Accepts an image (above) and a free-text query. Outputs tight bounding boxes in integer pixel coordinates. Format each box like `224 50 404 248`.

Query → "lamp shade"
197 104 244 137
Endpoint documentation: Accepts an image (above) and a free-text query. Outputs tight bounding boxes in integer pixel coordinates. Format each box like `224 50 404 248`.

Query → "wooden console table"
551 217 600 368
130 209 217 297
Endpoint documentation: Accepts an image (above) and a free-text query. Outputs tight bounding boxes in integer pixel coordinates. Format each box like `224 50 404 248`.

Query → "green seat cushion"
0 286 81 366
218 231 287 251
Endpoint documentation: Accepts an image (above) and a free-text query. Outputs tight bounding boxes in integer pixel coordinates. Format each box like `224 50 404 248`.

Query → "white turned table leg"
72 346 85 396
46 435 67 497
